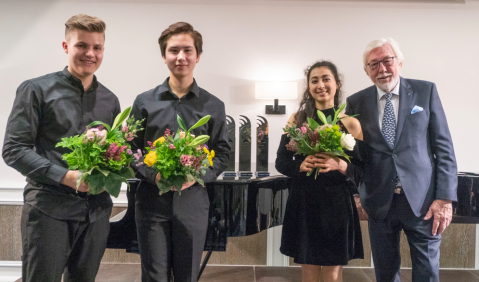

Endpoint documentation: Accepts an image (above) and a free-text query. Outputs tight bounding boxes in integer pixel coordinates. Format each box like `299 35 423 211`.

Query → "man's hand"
61 170 90 193
354 195 368 220
155 172 161 185
171 180 196 192
424 199 453 236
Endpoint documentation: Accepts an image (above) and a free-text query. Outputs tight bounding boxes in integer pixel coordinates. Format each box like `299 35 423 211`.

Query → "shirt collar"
158 77 200 98
376 78 400 100
62 66 98 90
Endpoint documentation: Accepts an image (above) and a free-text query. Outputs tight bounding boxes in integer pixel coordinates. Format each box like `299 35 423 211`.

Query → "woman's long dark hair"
294 61 343 127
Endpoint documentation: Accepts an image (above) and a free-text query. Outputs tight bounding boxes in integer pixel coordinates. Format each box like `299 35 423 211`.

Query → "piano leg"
198 250 213 280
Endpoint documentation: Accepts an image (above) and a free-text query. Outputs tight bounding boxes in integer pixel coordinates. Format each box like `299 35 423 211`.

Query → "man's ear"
364 67 368 76
62 41 69 54
162 55 167 64
196 52 201 64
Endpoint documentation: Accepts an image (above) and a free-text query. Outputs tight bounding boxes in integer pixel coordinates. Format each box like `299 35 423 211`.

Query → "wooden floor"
14 265 479 282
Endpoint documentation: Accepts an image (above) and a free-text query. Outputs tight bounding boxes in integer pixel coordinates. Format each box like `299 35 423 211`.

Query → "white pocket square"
411 105 423 114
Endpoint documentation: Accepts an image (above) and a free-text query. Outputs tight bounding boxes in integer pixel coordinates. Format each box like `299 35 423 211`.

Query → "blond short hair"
65 14 106 38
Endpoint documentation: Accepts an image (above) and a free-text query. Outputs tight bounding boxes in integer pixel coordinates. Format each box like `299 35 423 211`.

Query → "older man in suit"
346 38 457 282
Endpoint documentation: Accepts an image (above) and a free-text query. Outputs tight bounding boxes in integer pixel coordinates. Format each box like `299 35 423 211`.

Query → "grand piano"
107 175 291 279
107 172 479 279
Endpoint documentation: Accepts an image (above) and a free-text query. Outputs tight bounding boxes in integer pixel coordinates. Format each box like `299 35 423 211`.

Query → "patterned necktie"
382 92 396 149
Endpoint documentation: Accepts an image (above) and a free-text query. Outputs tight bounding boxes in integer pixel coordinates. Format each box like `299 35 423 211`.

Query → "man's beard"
375 73 398 92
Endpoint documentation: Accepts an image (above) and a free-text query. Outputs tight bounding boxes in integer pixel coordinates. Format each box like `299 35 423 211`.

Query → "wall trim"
0 261 22 282
0 185 128 207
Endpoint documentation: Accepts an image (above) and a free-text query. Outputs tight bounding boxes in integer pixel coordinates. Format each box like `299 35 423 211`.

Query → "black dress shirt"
131 78 230 187
2 67 121 222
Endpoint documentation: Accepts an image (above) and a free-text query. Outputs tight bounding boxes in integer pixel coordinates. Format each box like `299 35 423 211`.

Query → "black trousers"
135 184 210 282
369 193 441 282
21 204 110 282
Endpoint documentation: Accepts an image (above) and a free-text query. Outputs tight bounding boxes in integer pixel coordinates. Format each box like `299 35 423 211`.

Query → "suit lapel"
395 77 414 147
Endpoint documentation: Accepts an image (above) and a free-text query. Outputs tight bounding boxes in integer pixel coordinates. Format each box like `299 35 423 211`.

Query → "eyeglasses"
367 56 396 71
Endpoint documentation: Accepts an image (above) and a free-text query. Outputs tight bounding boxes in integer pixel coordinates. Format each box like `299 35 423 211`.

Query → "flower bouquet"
283 103 356 178
143 114 214 194
56 106 143 197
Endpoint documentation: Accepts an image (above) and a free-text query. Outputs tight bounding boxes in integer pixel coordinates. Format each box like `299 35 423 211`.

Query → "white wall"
1 0 478 188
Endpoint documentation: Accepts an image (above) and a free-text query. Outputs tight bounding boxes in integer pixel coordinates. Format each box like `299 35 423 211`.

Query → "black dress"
276 108 364 266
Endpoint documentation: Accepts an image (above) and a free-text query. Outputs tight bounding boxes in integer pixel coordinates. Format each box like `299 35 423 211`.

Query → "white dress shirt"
376 79 400 131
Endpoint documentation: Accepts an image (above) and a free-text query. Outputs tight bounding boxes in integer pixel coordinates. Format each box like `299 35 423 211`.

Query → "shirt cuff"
45 164 69 187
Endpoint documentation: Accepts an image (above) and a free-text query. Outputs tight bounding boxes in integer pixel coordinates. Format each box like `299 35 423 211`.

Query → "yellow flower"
209 160 213 166
154 136 165 146
210 150 215 158
144 151 157 167
203 147 209 154
208 155 212 162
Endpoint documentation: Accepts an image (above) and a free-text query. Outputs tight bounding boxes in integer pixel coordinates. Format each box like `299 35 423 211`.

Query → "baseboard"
0 261 21 282
0 185 128 207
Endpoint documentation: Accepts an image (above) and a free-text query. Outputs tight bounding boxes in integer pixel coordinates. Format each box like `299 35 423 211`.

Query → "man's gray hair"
362 37 404 69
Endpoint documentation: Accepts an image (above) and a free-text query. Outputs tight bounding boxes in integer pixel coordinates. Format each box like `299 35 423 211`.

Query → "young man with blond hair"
3 14 120 282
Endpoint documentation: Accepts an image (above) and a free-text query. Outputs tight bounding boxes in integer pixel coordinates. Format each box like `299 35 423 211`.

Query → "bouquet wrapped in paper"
56 107 143 197
283 103 356 178
142 115 214 194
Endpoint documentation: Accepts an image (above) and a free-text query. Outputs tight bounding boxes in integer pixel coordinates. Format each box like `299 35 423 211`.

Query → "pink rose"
169 144 176 149
180 154 191 166
301 127 307 134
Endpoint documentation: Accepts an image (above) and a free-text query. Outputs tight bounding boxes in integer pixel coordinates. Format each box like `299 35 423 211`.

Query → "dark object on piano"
452 172 479 223
107 176 291 279
226 115 236 171
239 115 251 172
256 116 269 172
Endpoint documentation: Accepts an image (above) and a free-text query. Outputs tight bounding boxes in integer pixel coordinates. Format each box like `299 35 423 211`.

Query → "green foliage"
56 107 143 197
177 115 187 131
188 115 210 132
282 103 356 179
145 114 213 195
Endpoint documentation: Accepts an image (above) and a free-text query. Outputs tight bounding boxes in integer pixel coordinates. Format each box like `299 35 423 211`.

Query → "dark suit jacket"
346 77 457 219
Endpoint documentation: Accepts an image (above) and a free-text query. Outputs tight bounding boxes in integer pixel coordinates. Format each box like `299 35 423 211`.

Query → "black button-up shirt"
2 67 121 222
131 78 230 187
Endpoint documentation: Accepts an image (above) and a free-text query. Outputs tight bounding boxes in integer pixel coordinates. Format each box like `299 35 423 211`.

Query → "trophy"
238 115 252 179
256 116 270 178
222 115 237 180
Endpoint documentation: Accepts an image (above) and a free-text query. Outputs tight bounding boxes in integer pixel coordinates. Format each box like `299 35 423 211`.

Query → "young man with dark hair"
2 14 120 282
131 22 230 282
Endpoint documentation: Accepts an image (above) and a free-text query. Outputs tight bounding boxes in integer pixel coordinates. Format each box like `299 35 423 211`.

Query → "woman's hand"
315 153 348 175
300 155 321 172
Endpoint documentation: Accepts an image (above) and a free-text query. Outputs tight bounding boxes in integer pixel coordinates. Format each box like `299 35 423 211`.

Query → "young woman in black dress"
276 61 365 282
